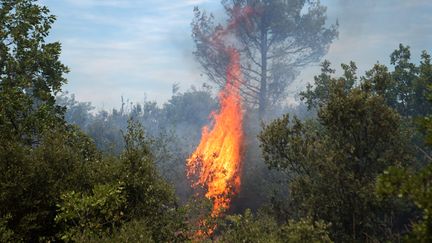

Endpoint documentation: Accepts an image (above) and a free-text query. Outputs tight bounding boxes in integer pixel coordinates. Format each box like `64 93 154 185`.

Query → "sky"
39 0 432 109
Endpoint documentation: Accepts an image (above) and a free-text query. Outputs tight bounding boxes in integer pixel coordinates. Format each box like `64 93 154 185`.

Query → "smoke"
334 0 376 36
297 0 432 95
58 0 432 215
186 6 258 219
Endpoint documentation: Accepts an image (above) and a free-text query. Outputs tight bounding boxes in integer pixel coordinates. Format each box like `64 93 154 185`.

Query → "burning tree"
187 7 256 219
192 0 338 117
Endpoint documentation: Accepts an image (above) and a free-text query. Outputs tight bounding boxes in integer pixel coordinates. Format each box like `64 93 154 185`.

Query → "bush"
219 209 332 243
55 182 127 241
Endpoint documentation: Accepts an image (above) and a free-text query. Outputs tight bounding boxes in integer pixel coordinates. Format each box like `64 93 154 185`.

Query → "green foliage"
0 0 69 144
301 60 357 109
59 86 217 204
0 214 14 242
180 196 220 240
368 44 432 118
48 119 188 242
0 2 81 239
220 209 281 242
425 118 432 147
280 218 332 243
119 119 187 242
419 55 432 146
260 67 412 241
376 164 432 242
73 220 155 243
120 119 175 215
219 209 332 243
266 47 432 240
0 123 101 241
103 220 155 243
302 45 432 120
1 0 430 242
0 2 187 241
375 76 432 242
55 182 127 241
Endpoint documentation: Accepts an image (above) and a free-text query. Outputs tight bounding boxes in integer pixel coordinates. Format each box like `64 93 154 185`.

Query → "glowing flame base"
187 49 244 217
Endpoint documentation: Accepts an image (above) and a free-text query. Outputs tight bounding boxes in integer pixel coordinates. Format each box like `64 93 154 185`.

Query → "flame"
187 48 244 217
187 5 255 222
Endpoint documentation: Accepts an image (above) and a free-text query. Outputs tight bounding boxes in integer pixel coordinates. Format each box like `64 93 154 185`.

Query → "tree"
423 79 432 145
365 44 432 118
60 86 218 202
0 0 69 144
52 119 189 242
192 0 338 117
376 164 432 242
55 182 127 241
119 119 186 242
0 119 101 241
301 60 356 109
219 209 332 242
57 91 94 129
302 45 432 119
416 50 432 118
0 1 191 241
72 220 155 243
259 65 413 241
376 72 432 242
363 47 432 162
0 1 99 240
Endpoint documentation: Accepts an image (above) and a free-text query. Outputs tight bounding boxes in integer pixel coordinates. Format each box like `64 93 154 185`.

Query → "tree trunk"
258 28 268 119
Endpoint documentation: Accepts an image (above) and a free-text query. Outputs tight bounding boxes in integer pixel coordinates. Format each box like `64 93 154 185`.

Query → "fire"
187 48 244 217
187 6 255 218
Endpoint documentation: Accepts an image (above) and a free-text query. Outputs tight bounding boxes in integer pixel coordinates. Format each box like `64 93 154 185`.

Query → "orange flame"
187 6 256 222
187 48 244 217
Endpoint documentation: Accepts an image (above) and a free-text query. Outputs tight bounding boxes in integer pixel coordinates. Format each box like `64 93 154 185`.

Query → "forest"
1 0 431 242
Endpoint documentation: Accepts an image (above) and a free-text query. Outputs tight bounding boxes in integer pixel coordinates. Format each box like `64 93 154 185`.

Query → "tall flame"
187 48 244 217
187 5 255 219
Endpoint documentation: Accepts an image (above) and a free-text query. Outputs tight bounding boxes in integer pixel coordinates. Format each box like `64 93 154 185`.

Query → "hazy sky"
39 0 432 109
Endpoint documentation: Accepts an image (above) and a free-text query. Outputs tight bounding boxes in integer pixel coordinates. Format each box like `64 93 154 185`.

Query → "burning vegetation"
186 7 255 218
1 0 431 242
187 48 244 217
